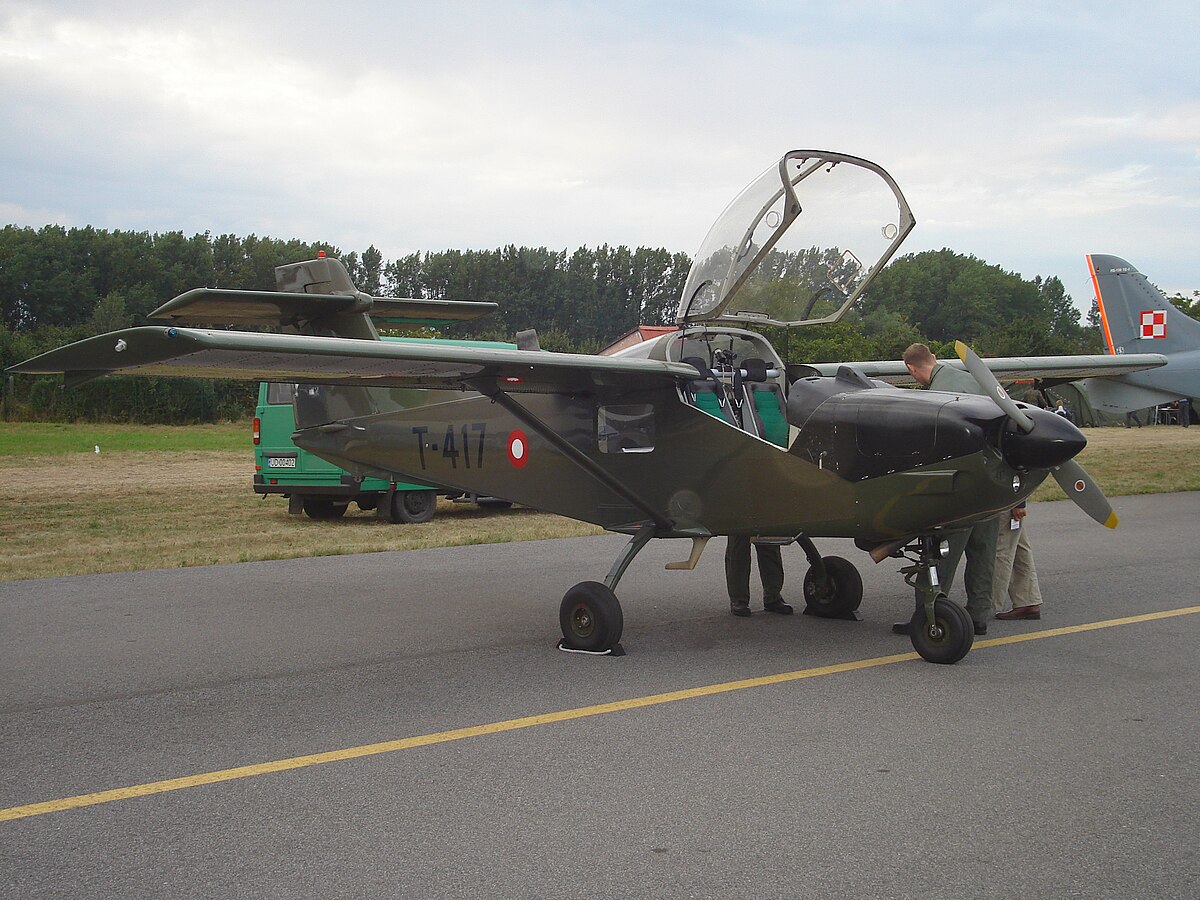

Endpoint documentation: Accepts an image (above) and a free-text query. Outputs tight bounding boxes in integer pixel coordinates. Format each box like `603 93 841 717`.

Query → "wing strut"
467 378 673 532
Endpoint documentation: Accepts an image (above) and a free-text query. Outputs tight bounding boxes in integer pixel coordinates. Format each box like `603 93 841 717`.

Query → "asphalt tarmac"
2 492 1198 899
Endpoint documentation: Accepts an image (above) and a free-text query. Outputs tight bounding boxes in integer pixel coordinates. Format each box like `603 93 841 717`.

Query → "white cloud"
1 0 1197 315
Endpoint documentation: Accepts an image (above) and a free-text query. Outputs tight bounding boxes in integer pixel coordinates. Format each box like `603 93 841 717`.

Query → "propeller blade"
954 340 1035 433
1052 459 1118 528
953 342 1115 527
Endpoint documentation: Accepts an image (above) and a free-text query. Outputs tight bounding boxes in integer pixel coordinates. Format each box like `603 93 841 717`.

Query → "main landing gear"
898 536 973 664
557 524 656 656
794 535 864 620
556 527 871 656
559 581 624 654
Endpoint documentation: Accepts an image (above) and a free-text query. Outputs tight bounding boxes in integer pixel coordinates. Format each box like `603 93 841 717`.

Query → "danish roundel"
507 430 529 468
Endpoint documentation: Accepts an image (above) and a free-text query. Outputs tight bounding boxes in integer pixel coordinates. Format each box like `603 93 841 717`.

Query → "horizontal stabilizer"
149 288 498 328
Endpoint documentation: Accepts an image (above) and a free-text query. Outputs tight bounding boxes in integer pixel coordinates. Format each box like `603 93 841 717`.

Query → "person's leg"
755 543 791 613
961 517 1000 630
1007 526 1043 610
756 543 784 603
992 521 1020 612
725 536 752 616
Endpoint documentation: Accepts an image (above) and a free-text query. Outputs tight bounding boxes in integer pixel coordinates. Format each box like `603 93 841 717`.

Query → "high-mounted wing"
802 353 1168 386
7 326 700 393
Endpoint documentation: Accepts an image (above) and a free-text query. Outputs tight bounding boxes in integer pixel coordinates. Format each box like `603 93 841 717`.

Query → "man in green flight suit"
899 342 998 636
725 536 792 617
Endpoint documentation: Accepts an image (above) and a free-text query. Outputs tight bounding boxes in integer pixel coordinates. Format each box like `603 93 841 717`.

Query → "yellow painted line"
3 604 1198 824
971 604 1200 649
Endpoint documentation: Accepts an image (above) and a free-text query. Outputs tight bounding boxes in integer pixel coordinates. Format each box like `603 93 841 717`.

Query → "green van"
253 337 515 523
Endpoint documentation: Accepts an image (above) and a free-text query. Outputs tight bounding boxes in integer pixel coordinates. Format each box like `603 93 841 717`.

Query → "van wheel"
476 498 513 510
392 490 436 524
302 498 349 519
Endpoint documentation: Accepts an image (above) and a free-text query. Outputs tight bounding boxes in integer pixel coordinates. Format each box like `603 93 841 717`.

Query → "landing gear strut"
557 523 655 655
899 536 973 664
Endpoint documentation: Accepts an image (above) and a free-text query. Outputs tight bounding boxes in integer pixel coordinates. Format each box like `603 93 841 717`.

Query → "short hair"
903 343 935 367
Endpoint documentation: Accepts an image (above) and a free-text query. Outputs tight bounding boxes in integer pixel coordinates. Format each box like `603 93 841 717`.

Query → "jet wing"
7 326 699 393
806 353 1168 386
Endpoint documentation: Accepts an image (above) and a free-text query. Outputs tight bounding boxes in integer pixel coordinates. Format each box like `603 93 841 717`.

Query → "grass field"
0 422 248 455
1 421 1196 581
1028 425 1200 500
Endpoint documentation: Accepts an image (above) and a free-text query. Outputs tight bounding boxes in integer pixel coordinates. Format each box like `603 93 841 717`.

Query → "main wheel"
392 490 436 524
909 597 973 664
802 556 864 617
302 497 349 519
559 581 623 651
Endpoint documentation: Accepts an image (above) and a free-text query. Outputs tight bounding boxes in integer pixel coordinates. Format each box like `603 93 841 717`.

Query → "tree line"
4 223 1188 423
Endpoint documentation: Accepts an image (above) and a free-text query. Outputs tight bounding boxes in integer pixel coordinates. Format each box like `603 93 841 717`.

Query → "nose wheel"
907 596 973 664
899 536 974 664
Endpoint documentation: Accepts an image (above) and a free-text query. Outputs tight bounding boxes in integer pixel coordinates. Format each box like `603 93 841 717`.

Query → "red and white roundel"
1074 480 1086 493
507 430 529 468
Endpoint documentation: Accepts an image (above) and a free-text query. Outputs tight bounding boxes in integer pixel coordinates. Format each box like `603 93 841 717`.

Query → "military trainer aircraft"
8 150 1159 664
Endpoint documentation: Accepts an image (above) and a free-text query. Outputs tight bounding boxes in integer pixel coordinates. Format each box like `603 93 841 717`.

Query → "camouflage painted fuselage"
295 370 1077 542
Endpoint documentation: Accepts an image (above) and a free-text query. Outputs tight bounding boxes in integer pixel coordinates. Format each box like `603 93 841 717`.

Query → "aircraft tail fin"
1087 254 1200 356
147 256 496 340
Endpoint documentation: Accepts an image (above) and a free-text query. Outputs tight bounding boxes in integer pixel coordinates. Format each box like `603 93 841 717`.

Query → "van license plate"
267 457 297 468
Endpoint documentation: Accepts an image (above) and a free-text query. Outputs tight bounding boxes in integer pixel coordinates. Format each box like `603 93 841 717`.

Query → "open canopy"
676 150 915 328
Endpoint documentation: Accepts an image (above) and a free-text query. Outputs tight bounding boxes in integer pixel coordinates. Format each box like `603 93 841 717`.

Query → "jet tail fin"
1087 253 1200 356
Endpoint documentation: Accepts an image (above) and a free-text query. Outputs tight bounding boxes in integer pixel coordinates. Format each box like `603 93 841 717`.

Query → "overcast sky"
2 1 1196 319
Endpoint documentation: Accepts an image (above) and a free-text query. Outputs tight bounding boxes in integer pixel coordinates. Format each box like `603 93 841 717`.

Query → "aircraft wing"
806 353 1168 386
7 326 699 393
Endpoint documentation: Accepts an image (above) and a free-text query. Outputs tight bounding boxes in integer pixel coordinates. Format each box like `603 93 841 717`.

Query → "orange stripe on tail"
1087 254 1116 355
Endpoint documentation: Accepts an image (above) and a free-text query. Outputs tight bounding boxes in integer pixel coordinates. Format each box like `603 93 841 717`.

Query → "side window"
266 382 296 406
597 404 655 454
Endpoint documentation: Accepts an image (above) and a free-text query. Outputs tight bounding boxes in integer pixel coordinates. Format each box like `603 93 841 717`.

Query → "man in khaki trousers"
993 503 1043 620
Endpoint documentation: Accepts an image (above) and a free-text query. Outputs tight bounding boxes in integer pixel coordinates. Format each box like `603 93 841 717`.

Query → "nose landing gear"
899 536 973 664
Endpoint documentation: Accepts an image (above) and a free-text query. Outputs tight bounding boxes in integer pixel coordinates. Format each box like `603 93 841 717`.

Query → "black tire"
802 556 864 617
302 497 349 519
559 581 623 651
476 498 514 510
392 490 437 524
909 597 974 664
